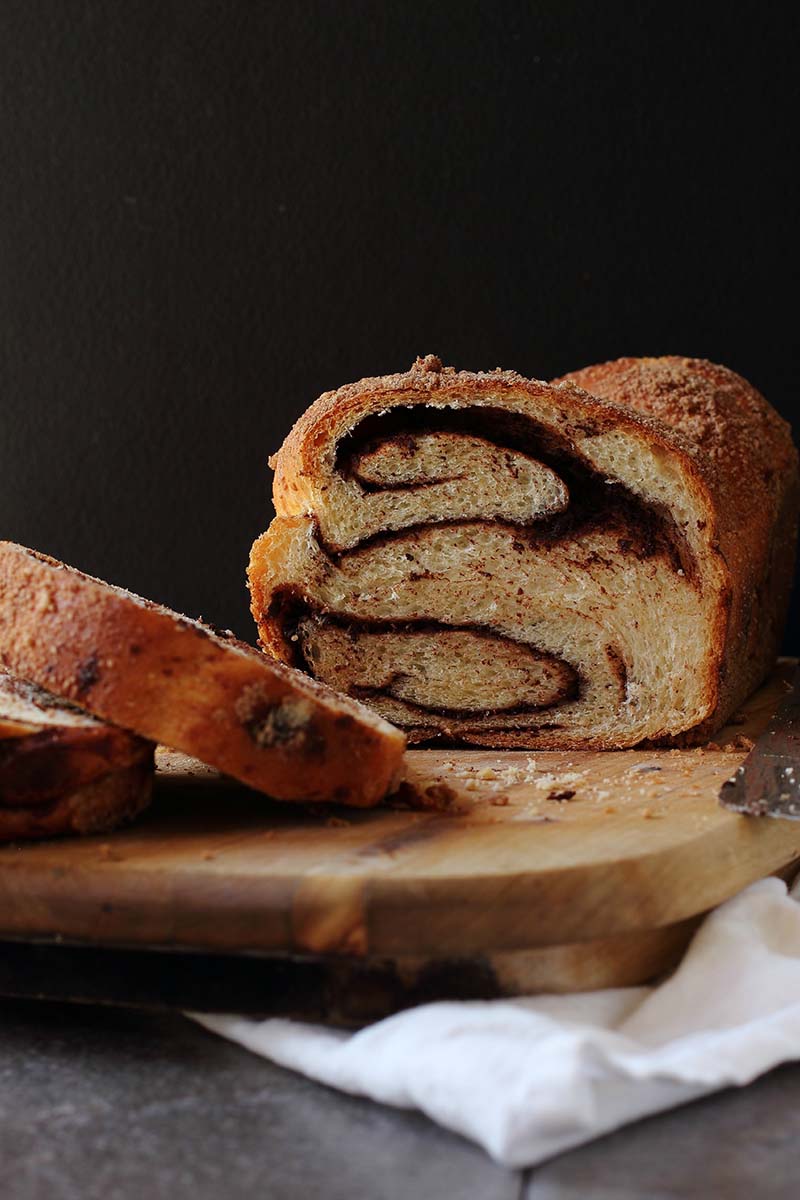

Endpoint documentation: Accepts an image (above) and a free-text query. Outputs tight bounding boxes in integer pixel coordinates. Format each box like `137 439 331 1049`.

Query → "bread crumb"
548 788 576 801
722 735 755 752
202 851 216 861
534 771 581 791
490 793 510 807
98 843 123 862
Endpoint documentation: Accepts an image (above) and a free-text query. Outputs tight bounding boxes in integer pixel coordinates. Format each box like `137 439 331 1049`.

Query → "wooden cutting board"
1 662 799 1023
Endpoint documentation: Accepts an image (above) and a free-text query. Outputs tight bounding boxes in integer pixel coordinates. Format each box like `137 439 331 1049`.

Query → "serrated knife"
719 666 800 818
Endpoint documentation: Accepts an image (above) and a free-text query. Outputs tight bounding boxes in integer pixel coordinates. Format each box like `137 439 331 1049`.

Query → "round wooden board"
0 664 798 1013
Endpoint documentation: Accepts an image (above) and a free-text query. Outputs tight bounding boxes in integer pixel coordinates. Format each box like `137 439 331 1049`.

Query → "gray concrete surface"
2 997 799 1199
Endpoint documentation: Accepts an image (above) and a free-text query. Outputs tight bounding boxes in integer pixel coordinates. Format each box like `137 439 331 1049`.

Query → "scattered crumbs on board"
722 735 755 752
533 771 583 791
437 757 544 792
98 843 124 862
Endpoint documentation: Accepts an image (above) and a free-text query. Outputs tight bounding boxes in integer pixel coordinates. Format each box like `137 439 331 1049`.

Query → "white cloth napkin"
192 873 800 1168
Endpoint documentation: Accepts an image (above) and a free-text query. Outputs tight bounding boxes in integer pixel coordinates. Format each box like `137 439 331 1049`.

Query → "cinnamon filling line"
296 616 580 717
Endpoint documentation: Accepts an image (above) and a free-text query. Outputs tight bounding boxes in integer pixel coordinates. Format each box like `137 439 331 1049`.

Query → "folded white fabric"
192 873 800 1167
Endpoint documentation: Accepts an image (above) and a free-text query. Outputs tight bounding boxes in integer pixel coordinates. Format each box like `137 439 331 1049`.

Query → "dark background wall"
1 2 798 646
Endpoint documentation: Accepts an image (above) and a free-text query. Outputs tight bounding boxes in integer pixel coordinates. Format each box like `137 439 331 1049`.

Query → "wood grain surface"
1 662 798 1008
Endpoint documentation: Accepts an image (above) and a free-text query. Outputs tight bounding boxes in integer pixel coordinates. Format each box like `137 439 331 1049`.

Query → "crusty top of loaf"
273 353 703 474
278 351 794 472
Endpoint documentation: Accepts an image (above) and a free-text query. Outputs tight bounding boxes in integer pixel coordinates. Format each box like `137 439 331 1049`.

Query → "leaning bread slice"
0 667 153 840
0 543 405 807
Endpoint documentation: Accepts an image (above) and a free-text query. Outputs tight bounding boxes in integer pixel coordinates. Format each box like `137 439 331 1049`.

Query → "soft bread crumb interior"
257 398 725 746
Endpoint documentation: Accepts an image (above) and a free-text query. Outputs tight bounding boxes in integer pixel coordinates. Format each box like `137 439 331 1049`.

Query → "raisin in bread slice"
249 354 798 748
0 667 153 840
0 543 405 807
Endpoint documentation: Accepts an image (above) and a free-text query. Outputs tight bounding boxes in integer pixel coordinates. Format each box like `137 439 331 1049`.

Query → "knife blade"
719 666 800 818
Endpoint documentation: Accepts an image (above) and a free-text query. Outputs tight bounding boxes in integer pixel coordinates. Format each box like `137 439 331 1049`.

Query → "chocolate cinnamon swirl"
248 355 798 748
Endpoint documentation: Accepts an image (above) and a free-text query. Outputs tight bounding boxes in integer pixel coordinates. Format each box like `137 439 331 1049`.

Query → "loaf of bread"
249 355 798 748
0 667 153 840
0 543 405 806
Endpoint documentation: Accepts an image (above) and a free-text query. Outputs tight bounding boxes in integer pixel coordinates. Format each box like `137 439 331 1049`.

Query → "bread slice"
0 667 153 840
249 354 798 748
0 543 405 807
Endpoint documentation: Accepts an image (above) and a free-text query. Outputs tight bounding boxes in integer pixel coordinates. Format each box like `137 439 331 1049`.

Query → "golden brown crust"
252 354 798 749
0 543 406 808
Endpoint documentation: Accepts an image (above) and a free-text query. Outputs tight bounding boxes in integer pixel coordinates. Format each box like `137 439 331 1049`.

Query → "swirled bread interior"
249 356 798 748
